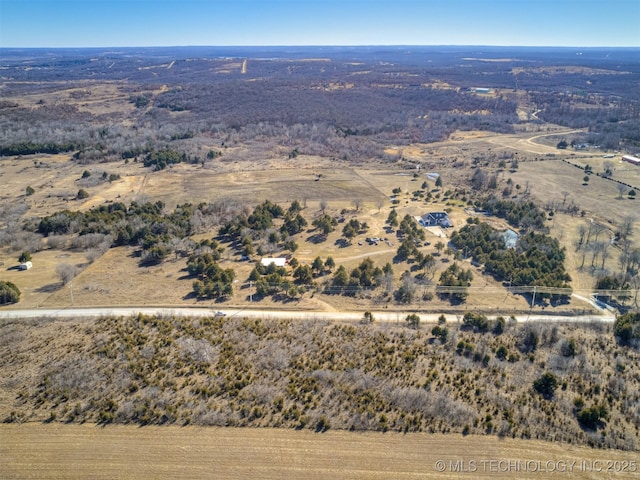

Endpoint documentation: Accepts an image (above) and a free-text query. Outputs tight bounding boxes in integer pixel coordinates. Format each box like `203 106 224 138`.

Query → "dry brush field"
1 314 638 452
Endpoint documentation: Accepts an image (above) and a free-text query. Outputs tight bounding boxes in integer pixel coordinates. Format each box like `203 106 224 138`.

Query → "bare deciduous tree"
617 183 628 199
592 222 607 243
56 263 79 285
46 235 68 250
603 161 615 178
618 216 636 241
600 242 611 270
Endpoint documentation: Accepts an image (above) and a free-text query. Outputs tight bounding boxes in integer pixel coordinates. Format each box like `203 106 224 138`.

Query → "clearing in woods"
0 424 636 480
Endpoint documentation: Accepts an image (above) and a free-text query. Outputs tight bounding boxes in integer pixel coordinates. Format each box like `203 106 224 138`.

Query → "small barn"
622 155 640 166
18 261 33 270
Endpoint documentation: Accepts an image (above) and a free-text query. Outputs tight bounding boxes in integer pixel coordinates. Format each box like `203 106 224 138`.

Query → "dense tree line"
327 258 390 296
479 198 547 232
2 47 638 166
0 141 81 157
312 214 338 236
280 208 308 236
221 200 285 238
451 222 571 301
531 92 640 149
0 73 520 165
397 214 426 240
220 200 307 259
247 254 333 301
341 218 368 243
248 262 302 300
143 149 184 170
7 311 639 448
36 201 210 265
614 312 640 345
152 80 518 136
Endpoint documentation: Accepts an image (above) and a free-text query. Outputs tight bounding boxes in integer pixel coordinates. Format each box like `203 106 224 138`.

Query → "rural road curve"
486 128 588 155
0 306 615 324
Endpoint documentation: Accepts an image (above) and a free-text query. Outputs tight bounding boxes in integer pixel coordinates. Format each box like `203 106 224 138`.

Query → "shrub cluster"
37 201 198 264
437 263 473 304
0 281 20 305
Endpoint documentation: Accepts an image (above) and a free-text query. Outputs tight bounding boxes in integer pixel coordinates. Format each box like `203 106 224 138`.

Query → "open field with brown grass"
2 125 638 313
1 423 637 480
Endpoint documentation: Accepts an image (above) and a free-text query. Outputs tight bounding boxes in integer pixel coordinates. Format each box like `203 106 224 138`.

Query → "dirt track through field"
485 129 587 155
1 424 637 479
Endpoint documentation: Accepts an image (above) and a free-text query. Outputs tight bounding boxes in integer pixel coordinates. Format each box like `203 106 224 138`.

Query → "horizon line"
2 44 639 50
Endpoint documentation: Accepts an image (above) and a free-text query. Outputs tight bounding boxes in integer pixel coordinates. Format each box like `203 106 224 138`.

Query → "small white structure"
261 257 287 268
622 155 640 166
19 261 33 270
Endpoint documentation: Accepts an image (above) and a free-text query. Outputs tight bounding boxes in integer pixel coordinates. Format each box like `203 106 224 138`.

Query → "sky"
1 0 639 48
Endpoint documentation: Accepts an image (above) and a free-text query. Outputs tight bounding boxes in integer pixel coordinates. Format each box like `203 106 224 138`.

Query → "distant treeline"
531 92 640 149
0 141 81 157
1 47 638 161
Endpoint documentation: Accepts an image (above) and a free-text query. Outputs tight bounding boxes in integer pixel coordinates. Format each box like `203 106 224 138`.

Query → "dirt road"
485 129 588 155
0 306 615 323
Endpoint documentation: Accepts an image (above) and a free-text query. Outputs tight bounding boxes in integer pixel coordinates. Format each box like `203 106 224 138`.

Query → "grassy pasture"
4 133 637 312
515 159 639 224
1 155 538 312
512 159 639 292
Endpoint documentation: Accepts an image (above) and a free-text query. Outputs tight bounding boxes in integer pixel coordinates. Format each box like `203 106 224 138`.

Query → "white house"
418 212 452 228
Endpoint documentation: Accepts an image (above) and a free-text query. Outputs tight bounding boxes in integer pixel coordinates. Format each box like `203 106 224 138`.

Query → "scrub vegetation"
1 314 638 451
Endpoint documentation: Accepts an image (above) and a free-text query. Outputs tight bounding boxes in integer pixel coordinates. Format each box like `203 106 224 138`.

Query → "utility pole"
531 286 536 308
69 282 74 305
